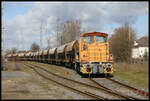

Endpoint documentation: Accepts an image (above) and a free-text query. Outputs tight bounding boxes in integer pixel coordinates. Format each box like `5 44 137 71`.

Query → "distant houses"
132 36 149 59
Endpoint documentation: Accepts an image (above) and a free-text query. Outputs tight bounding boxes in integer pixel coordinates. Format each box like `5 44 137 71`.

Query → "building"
132 36 149 59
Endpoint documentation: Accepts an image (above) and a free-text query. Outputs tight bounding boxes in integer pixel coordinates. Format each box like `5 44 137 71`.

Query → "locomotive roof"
82 32 108 37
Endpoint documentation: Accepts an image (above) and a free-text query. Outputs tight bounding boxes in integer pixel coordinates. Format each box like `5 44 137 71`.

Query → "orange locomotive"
75 32 113 74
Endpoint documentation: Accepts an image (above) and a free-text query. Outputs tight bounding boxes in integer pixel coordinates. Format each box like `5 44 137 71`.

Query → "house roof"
136 36 148 47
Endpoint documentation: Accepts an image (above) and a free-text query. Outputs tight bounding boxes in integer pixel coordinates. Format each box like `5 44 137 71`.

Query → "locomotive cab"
78 32 113 74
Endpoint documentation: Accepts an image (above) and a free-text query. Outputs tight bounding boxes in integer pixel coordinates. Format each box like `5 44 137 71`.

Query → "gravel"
2 71 30 78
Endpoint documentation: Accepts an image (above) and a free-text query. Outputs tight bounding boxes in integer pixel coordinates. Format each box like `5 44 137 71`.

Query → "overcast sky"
2 1 148 51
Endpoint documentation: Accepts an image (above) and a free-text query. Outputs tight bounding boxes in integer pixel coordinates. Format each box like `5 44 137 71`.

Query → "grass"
113 61 149 89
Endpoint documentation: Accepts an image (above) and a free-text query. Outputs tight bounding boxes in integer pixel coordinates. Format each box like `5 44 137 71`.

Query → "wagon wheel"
74 62 77 71
75 62 80 74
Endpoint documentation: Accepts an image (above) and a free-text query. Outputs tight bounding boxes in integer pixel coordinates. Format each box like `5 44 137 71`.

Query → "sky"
2 1 149 51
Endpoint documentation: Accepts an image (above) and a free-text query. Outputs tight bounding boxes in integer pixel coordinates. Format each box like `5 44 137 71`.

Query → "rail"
106 77 149 98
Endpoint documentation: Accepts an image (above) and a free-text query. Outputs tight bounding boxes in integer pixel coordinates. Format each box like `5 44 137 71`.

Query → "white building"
132 37 149 59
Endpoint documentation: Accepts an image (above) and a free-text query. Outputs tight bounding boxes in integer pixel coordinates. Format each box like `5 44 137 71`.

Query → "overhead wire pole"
2 4 7 70
20 29 24 51
2 6 6 57
2 26 6 56
57 5 61 47
47 36 51 49
40 22 43 50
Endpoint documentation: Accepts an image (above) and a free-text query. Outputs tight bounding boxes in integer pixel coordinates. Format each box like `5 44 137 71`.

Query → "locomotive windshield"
96 36 107 43
84 36 94 43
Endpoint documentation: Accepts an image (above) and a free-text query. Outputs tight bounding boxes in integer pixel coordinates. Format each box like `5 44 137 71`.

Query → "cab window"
96 36 107 43
84 36 94 43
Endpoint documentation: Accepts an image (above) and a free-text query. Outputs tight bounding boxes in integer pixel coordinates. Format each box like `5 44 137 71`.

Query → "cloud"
107 2 148 24
4 2 148 50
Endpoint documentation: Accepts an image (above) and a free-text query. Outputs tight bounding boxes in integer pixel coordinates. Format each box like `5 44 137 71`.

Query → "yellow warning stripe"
104 65 113 73
110 65 113 73
80 68 84 73
81 65 88 73
81 68 86 72
83 65 88 72
83 65 87 70
82 67 87 72
81 69 86 73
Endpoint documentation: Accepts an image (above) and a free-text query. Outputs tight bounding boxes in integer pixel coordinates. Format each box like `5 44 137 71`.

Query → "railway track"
23 61 141 100
23 62 107 100
88 78 140 100
106 77 149 98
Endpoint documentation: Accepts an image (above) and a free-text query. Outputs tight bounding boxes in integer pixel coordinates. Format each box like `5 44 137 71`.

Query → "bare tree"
30 42 40 52
11 47 18 54
58 20 82 45
110 23 136 62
